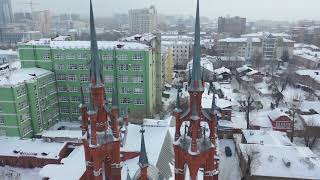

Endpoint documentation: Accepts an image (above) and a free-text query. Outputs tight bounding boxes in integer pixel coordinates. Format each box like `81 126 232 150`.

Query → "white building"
129 6 158 34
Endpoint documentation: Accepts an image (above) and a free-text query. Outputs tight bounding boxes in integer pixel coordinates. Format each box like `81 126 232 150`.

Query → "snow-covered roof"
40 146 85 180
218 37 261 43
0 49 17 56
214 67 231 75
294 43 320 51
239 144 320 179
52 35 71 41
208 55 246 62
236 65 253 73
143 116 174 127
246 69 260 76
296 70 320 84
0 68 52 87
120 33 156 42
300 114 320 127
0 137 66 159
268 108 289 121
241 32 291 38
242 130 292 146
23 40 150 50
187 57 214 72
41 130 84 139
299 101 320 114
293 49 320 62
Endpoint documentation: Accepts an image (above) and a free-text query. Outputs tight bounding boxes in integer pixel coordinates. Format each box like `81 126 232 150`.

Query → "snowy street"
219 139 241 180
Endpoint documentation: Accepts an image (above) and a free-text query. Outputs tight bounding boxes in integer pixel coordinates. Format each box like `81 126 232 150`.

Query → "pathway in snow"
219 139 241 180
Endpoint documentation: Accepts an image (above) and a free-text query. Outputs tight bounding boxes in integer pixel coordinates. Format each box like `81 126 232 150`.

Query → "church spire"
138 125 149 167
112 48 119 110
80 86 86 105
189 0 203 92
89 0 103 87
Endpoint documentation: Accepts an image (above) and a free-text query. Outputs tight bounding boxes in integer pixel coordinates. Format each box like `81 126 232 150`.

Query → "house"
299 114 320 138
214 67 232 83
238 144 320 180
241 130 292 146
268 109 292 132
294 70 320 91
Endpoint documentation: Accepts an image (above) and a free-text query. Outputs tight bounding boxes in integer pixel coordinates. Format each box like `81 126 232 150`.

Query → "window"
102 54 113 61
55 64 64 70
106 87 113 93
132 64 143 71
105 64 114 71
71 96 79 103
16 88 27 97
80 75 89 82
59 96 68 102
84 96 89 103
119 75 129 83
66 64 77 70
132 75 144 83
120 98 130 104
121 87 131 94
134 99 144 105
133 87 144 94
54 54 63 59
132 54 143 60
18 100 28 110
104 75 113 83
67 74 77 81
20 114 30 123
60 106 69 114
119 64 129 71
69 87 79 92
72 108 79 114
48 76 55 84
79 54 88 59
57 74 66 81
0 106 2 113
58 86 68 92
0 116 4 124
0 128 6 136
78 64 88 70
42 53 50 59
66 54 75 59
117 54 128 61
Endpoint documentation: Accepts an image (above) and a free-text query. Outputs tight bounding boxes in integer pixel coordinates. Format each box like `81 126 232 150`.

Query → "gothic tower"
80 0 122 179
173 0 219 179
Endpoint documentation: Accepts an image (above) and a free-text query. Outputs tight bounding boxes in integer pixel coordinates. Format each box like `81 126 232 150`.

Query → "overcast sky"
12 0 320 21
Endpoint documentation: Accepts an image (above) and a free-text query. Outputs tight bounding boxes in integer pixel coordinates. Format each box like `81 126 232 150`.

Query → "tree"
251 49 263 70
270 76 289 107
287 93 302 142
238 91 255 129
164 48 174 84
241 145 261 180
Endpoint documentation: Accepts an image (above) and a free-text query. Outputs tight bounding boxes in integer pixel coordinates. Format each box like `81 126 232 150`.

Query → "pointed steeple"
175 84 182 111
126 169 132 180
89 0 103 87
189 0 203 92
138 125 149 168
112 48 119 110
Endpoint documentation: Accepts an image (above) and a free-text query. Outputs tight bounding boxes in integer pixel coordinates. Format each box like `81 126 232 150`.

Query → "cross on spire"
138 124 149 167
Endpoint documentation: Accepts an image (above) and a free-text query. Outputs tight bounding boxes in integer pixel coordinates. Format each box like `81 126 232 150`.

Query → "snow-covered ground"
219 139 241 180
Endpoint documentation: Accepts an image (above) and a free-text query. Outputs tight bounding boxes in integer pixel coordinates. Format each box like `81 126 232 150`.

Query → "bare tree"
167 97 189 113
238 91 255 129
241 145 261 180
281 49 290 63
269 76 289 107
287 94 302 142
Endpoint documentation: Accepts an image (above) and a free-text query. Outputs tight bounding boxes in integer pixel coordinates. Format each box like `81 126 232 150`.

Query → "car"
225 146 232 157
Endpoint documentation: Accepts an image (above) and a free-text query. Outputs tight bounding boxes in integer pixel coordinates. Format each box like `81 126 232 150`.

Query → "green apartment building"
0 68 59 137
18 38 162 122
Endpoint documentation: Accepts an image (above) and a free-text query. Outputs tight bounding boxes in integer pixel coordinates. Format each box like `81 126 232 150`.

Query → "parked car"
225 146 232 157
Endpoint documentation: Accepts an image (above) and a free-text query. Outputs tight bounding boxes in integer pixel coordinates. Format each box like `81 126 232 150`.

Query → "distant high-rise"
129 6 158 34
33 10 52 36
218 16 246 37
0 0 13 26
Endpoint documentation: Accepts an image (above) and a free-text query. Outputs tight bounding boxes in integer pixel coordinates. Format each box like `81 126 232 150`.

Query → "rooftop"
218 37 261 43
0 137 66 159
268 108 289 121
0 68 52 87
242 130 292 146
23 39 150 50
239 144 320 179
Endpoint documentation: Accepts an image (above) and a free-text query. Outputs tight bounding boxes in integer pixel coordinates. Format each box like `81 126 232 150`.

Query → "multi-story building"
0 28 42 46
0 67 59 137
33 10 52 36
18 38 159 120
218 32 295 62
0 49 17 65
129 6 158 34
0 0 13 26
162 40 192 69
218 16 246 37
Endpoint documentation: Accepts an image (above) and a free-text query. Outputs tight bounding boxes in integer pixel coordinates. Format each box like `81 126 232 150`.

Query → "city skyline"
11 0 320 21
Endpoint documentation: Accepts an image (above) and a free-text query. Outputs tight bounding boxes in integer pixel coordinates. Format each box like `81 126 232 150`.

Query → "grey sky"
13 0 320 21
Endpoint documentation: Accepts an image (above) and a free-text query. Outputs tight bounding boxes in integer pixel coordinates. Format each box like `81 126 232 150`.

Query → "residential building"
217 32 295 62
293 43 320 69
268 108 292 133
0 68 58 137
129 6 158 34
18 39 159 119
0 0 13 26
208 55 246 70
294 69 320 90
218 16 246 37
162 39 192 69
33 10 52 36
0 29 42 46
